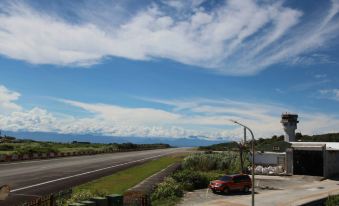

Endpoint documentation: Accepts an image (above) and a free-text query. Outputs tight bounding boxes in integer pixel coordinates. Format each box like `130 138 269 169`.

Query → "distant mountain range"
2 131 227 147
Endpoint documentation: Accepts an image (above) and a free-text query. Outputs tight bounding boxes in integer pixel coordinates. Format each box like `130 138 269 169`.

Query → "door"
293 150 323 176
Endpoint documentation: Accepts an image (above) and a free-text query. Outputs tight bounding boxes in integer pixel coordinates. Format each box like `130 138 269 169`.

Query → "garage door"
293 150 323 176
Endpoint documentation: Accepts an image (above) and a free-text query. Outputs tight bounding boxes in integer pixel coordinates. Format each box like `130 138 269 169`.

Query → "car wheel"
211 189 216 194
223 187 230 194
243 186 249 193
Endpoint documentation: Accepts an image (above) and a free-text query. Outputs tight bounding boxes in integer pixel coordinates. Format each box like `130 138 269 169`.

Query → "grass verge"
60 154 188 205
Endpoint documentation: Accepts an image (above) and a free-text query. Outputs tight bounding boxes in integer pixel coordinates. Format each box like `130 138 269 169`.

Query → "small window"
273 146 280 151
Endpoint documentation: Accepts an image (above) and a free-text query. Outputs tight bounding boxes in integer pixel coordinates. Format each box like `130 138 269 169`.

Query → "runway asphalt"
0 148 188 205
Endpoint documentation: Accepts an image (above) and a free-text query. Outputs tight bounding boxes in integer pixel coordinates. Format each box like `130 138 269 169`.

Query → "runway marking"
11 150 177 192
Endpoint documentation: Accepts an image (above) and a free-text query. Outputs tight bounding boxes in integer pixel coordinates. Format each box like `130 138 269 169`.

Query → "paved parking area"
178 175 339 206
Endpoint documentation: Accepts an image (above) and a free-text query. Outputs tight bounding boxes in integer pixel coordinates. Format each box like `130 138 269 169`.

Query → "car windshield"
218 176 232 181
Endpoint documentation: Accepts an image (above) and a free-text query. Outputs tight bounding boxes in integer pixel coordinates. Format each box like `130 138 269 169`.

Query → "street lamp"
230 120 255 206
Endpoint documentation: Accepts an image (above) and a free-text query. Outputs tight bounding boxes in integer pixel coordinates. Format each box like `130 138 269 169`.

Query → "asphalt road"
0 148 187 206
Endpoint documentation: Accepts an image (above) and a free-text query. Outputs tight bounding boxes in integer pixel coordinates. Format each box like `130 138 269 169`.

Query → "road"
0 148 187 206
178 175 339 206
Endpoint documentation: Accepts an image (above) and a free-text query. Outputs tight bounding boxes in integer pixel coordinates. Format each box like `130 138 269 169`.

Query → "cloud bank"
0 85 338 140
0 0 338 74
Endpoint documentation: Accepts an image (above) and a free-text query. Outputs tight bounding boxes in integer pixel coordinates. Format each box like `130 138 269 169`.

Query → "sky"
0 0 339 141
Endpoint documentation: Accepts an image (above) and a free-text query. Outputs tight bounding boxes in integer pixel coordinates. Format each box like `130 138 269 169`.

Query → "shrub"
151 177 183 201
14 145 59 155
0 144 14 151
58 189 109 206
182 152 249 173
172 169 223 190
326 195 339 206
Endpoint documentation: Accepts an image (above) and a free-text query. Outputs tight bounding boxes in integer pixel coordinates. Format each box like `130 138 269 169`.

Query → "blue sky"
0 0 339 140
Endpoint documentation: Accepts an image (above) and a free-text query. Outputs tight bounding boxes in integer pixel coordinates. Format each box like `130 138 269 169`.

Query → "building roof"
291 142 339 151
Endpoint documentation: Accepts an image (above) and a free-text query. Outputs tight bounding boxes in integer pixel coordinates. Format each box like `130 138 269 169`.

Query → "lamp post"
230 120 255 206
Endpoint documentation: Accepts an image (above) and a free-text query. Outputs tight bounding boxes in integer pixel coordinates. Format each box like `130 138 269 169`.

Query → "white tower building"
281 113 299 142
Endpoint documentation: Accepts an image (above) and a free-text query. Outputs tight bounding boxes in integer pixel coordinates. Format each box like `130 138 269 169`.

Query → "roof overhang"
291 142 325 151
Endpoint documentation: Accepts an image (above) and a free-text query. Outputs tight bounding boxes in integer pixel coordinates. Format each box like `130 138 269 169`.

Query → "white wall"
250 152 286 166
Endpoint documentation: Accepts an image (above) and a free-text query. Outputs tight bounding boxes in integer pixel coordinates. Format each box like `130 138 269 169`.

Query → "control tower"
281 113 299 142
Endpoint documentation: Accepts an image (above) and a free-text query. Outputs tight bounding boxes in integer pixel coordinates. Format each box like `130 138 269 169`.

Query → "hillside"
199 132 339 151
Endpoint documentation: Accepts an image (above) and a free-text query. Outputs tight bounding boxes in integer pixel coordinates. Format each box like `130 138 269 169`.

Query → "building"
281 113 299 142
252 113 339 178
280 113 339 177
286 142 339 177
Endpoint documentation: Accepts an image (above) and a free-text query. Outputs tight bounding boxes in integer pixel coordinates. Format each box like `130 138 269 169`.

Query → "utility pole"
230 120 255 206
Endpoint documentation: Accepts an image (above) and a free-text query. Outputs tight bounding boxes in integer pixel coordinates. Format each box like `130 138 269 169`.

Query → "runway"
0 148 187 205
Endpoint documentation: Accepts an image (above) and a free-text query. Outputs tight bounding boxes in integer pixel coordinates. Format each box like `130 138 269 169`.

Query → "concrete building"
281 113 299 142
286 142 339 177
252 113 339 178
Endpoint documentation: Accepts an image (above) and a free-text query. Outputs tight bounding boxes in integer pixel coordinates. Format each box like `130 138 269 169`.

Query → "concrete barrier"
22 154 29 160
11 154 18 161
33 153 39 159
41 153 47 158
0 154 5 161
123 163 181 206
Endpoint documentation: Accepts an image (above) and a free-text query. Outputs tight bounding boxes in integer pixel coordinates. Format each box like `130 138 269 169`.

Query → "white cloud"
319 89 339 101
0 85 22 113
0 0 338 74
0 85 338 140
59 99 180 125
314 73 328 79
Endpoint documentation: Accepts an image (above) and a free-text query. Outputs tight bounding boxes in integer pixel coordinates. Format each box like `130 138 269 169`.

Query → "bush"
326 195 339 206
151 177 183 201
182 152 249 173
0 144 14 151
172 169 223 190
58 189 109 206
14 145 59 155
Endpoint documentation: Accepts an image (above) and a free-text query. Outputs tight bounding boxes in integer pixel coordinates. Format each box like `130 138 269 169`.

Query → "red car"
208 174 252 194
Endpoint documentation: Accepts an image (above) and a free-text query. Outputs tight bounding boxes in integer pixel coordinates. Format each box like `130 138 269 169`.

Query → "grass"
0 142 107 155
0 140 170 155
73 155 185 195
326 194 339 206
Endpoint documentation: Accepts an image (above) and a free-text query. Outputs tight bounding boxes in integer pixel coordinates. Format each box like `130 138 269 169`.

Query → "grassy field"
58 154 188 205
0 137 170 155
73 155 184 194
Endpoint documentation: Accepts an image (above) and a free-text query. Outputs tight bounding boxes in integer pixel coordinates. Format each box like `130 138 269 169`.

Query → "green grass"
73 155 184 195
326 195 339 206
0 141 170 155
